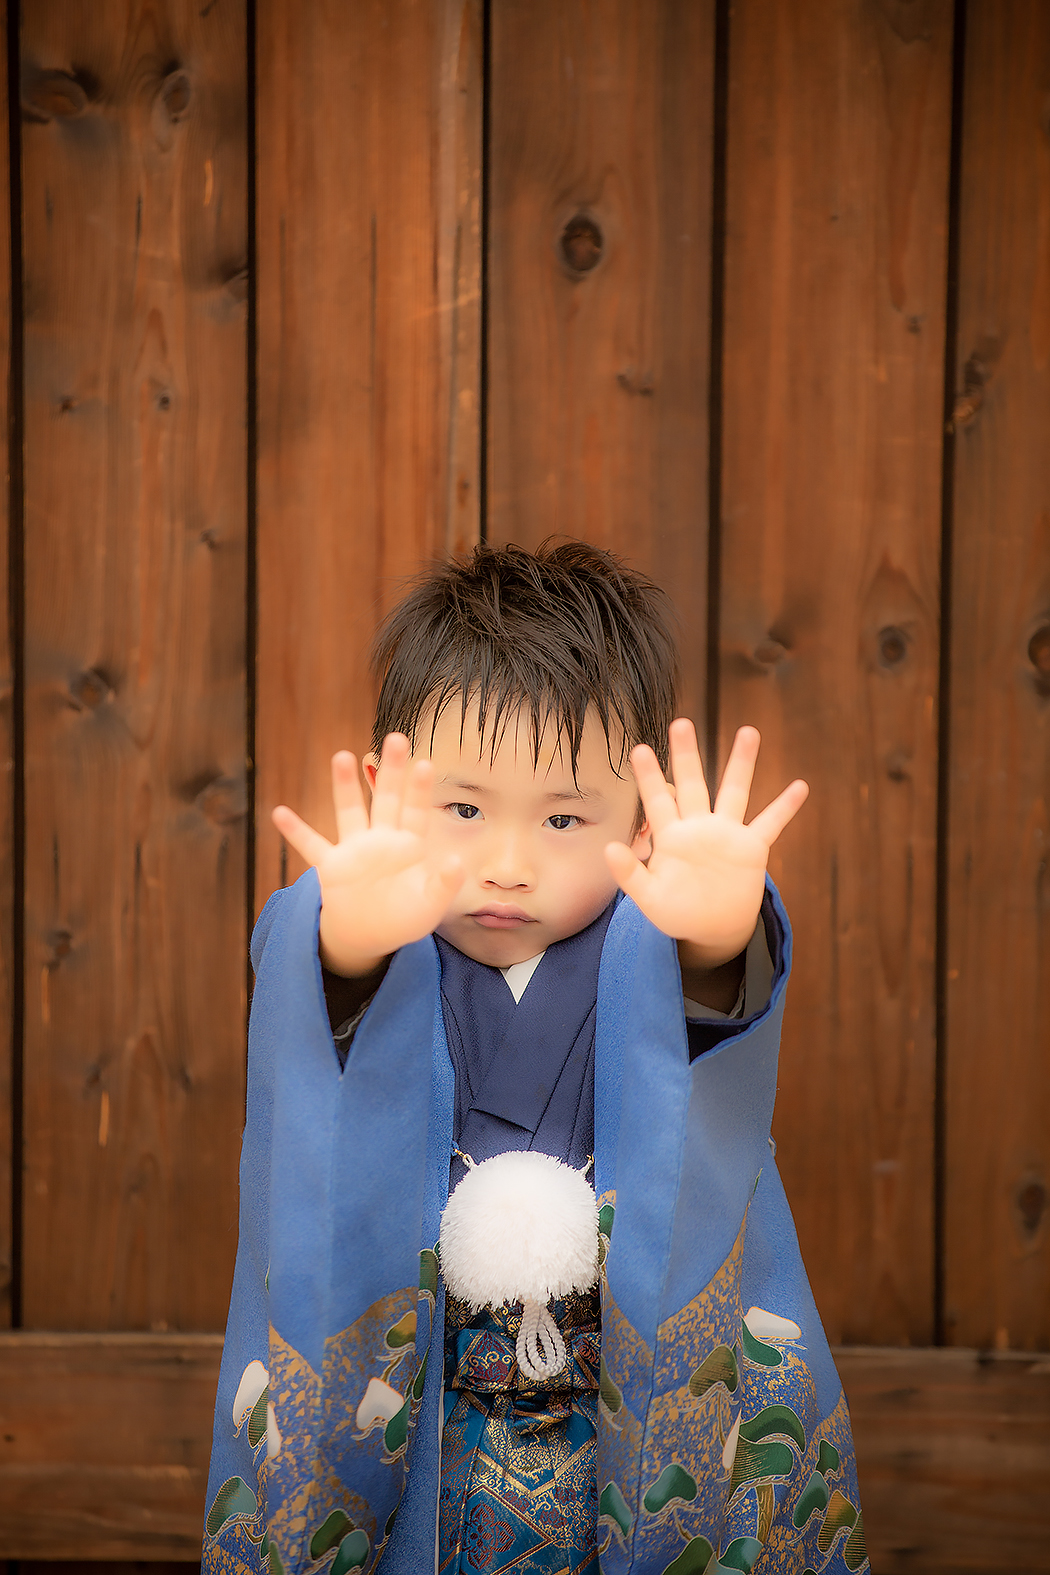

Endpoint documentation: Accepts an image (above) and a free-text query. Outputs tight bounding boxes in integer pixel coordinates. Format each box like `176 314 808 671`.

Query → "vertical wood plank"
20 1 248 1329
0 0 12 1330
944 0 1050 1350
255 0 482 897
486 0 716 729
719 0 954 1342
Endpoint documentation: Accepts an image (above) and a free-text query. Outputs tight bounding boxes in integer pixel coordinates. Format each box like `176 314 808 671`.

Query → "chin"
440 919 548 967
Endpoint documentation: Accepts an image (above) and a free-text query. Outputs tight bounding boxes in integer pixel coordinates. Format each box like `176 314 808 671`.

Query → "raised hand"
604 719 808 967
271 735 463 976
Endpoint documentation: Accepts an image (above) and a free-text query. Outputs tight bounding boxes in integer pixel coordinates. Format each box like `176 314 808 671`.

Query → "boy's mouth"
468 906 537 929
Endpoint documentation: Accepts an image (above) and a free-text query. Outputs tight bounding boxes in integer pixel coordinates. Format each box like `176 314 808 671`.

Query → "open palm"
604 720 808 964
272 735 463 975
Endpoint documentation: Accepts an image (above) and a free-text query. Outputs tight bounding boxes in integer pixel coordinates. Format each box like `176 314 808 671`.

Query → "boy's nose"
480 835 534 890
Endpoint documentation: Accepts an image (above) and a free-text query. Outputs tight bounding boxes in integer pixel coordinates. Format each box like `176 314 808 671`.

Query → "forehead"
422 696 630 787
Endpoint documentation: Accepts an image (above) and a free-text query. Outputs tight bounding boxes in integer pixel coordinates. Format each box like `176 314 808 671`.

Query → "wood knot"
195 774 247 826
70 667 112 710
559 214 603 276
152 70 192 148
951 337 1001 430
46 928 73 968
1028 624 1050 675
617 366 654 396
878 626 908 667
1017 1179 1046 1236
1030 624 1050 698
21 68 93 122
160 70 192 120
224 265 249 303
22 68 90 122
753 639 787 667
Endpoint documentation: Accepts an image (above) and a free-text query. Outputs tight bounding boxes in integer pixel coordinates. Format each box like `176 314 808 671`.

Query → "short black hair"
371 539 679 777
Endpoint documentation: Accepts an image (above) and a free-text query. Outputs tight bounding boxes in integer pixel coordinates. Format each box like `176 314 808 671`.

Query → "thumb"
272 804 333 870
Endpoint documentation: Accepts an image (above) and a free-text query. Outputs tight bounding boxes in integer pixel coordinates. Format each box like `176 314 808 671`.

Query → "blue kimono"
203 872 867 1575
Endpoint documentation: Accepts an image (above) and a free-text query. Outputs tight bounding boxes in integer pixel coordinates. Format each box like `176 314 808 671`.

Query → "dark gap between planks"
704 0 731 785
7 0 25 1332
245 0 259 984
933 0 969 1350
478 0 492 546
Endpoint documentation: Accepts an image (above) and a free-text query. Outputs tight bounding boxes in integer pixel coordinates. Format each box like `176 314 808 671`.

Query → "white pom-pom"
440 1151 599 1311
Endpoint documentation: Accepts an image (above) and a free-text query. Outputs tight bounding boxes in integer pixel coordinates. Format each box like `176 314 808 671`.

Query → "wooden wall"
0 1 1046 1571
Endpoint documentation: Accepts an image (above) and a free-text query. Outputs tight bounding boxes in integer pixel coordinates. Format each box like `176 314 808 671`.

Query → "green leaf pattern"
637 1303 867 1573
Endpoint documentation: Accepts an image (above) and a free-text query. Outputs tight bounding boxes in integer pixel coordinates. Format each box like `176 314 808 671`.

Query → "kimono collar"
435 899 617 1182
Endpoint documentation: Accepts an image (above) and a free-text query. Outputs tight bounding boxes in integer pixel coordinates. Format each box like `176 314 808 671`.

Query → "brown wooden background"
0 1 1047 1571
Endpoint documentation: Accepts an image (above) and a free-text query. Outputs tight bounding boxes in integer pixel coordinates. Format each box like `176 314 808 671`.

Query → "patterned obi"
439 1288 602 1575
447 1286 600 1427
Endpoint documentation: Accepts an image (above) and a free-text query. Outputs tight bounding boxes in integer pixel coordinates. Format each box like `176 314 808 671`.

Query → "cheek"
548 842 618 914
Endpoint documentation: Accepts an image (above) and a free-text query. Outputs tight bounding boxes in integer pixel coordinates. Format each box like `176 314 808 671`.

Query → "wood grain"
255 0 482 901
0 0 13 1331
19 1 248 1330
486 0 716 729
944 0 1050 1351
718 0 954 1343
0 1331 220 1558
1 1336 1046 1563
22 1566 198 1574
20 1566 197 1574
837 1345 1050 1574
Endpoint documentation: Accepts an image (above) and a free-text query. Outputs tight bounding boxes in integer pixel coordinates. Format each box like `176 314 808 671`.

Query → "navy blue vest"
435 900 614 1188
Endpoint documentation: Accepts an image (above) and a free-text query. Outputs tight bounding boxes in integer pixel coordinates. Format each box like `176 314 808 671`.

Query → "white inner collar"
499 951 546 1004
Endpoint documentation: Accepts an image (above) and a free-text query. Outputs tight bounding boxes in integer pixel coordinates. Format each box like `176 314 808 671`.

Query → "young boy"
203 542 866 1575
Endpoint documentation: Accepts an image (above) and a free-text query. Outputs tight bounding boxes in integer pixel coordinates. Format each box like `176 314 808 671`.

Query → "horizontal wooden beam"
837 1345 1050 1575
0 1337 1047 1566
0 1332 221 1559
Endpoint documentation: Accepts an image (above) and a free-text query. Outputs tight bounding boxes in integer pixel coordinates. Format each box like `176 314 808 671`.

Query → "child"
203 542 867 1575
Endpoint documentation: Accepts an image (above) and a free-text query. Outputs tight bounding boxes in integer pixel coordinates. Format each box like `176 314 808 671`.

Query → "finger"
400 756 435 839
747 779 810 846
713 725 761 822
668 717 711 819
629 745 679 836
604 840 653 903
371 733 410 828
271 804 334 869
331 751 369 842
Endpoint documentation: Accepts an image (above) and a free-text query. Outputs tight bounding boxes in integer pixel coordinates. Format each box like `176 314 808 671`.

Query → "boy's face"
418 700 650 967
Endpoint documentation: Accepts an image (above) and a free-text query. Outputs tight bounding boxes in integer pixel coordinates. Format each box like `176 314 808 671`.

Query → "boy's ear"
629 816 653 862
363 752 378 791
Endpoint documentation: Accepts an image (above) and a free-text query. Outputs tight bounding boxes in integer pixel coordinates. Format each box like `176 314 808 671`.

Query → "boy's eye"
545 813 581 831
448 803 481 820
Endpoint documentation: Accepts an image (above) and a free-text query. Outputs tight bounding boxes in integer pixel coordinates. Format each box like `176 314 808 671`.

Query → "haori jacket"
202 869 867 1575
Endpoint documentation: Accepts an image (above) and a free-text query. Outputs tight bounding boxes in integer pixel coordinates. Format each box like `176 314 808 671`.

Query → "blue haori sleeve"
593 882 867 1575
202 870 454 1575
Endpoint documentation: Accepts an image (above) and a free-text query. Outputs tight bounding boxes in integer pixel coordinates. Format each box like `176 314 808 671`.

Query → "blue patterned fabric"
203 870 867 1575
439 1288 601 1574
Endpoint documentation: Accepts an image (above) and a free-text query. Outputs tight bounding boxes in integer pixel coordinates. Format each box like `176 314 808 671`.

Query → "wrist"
318 924 387 979
678 942 746 1016
676 932 752 972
